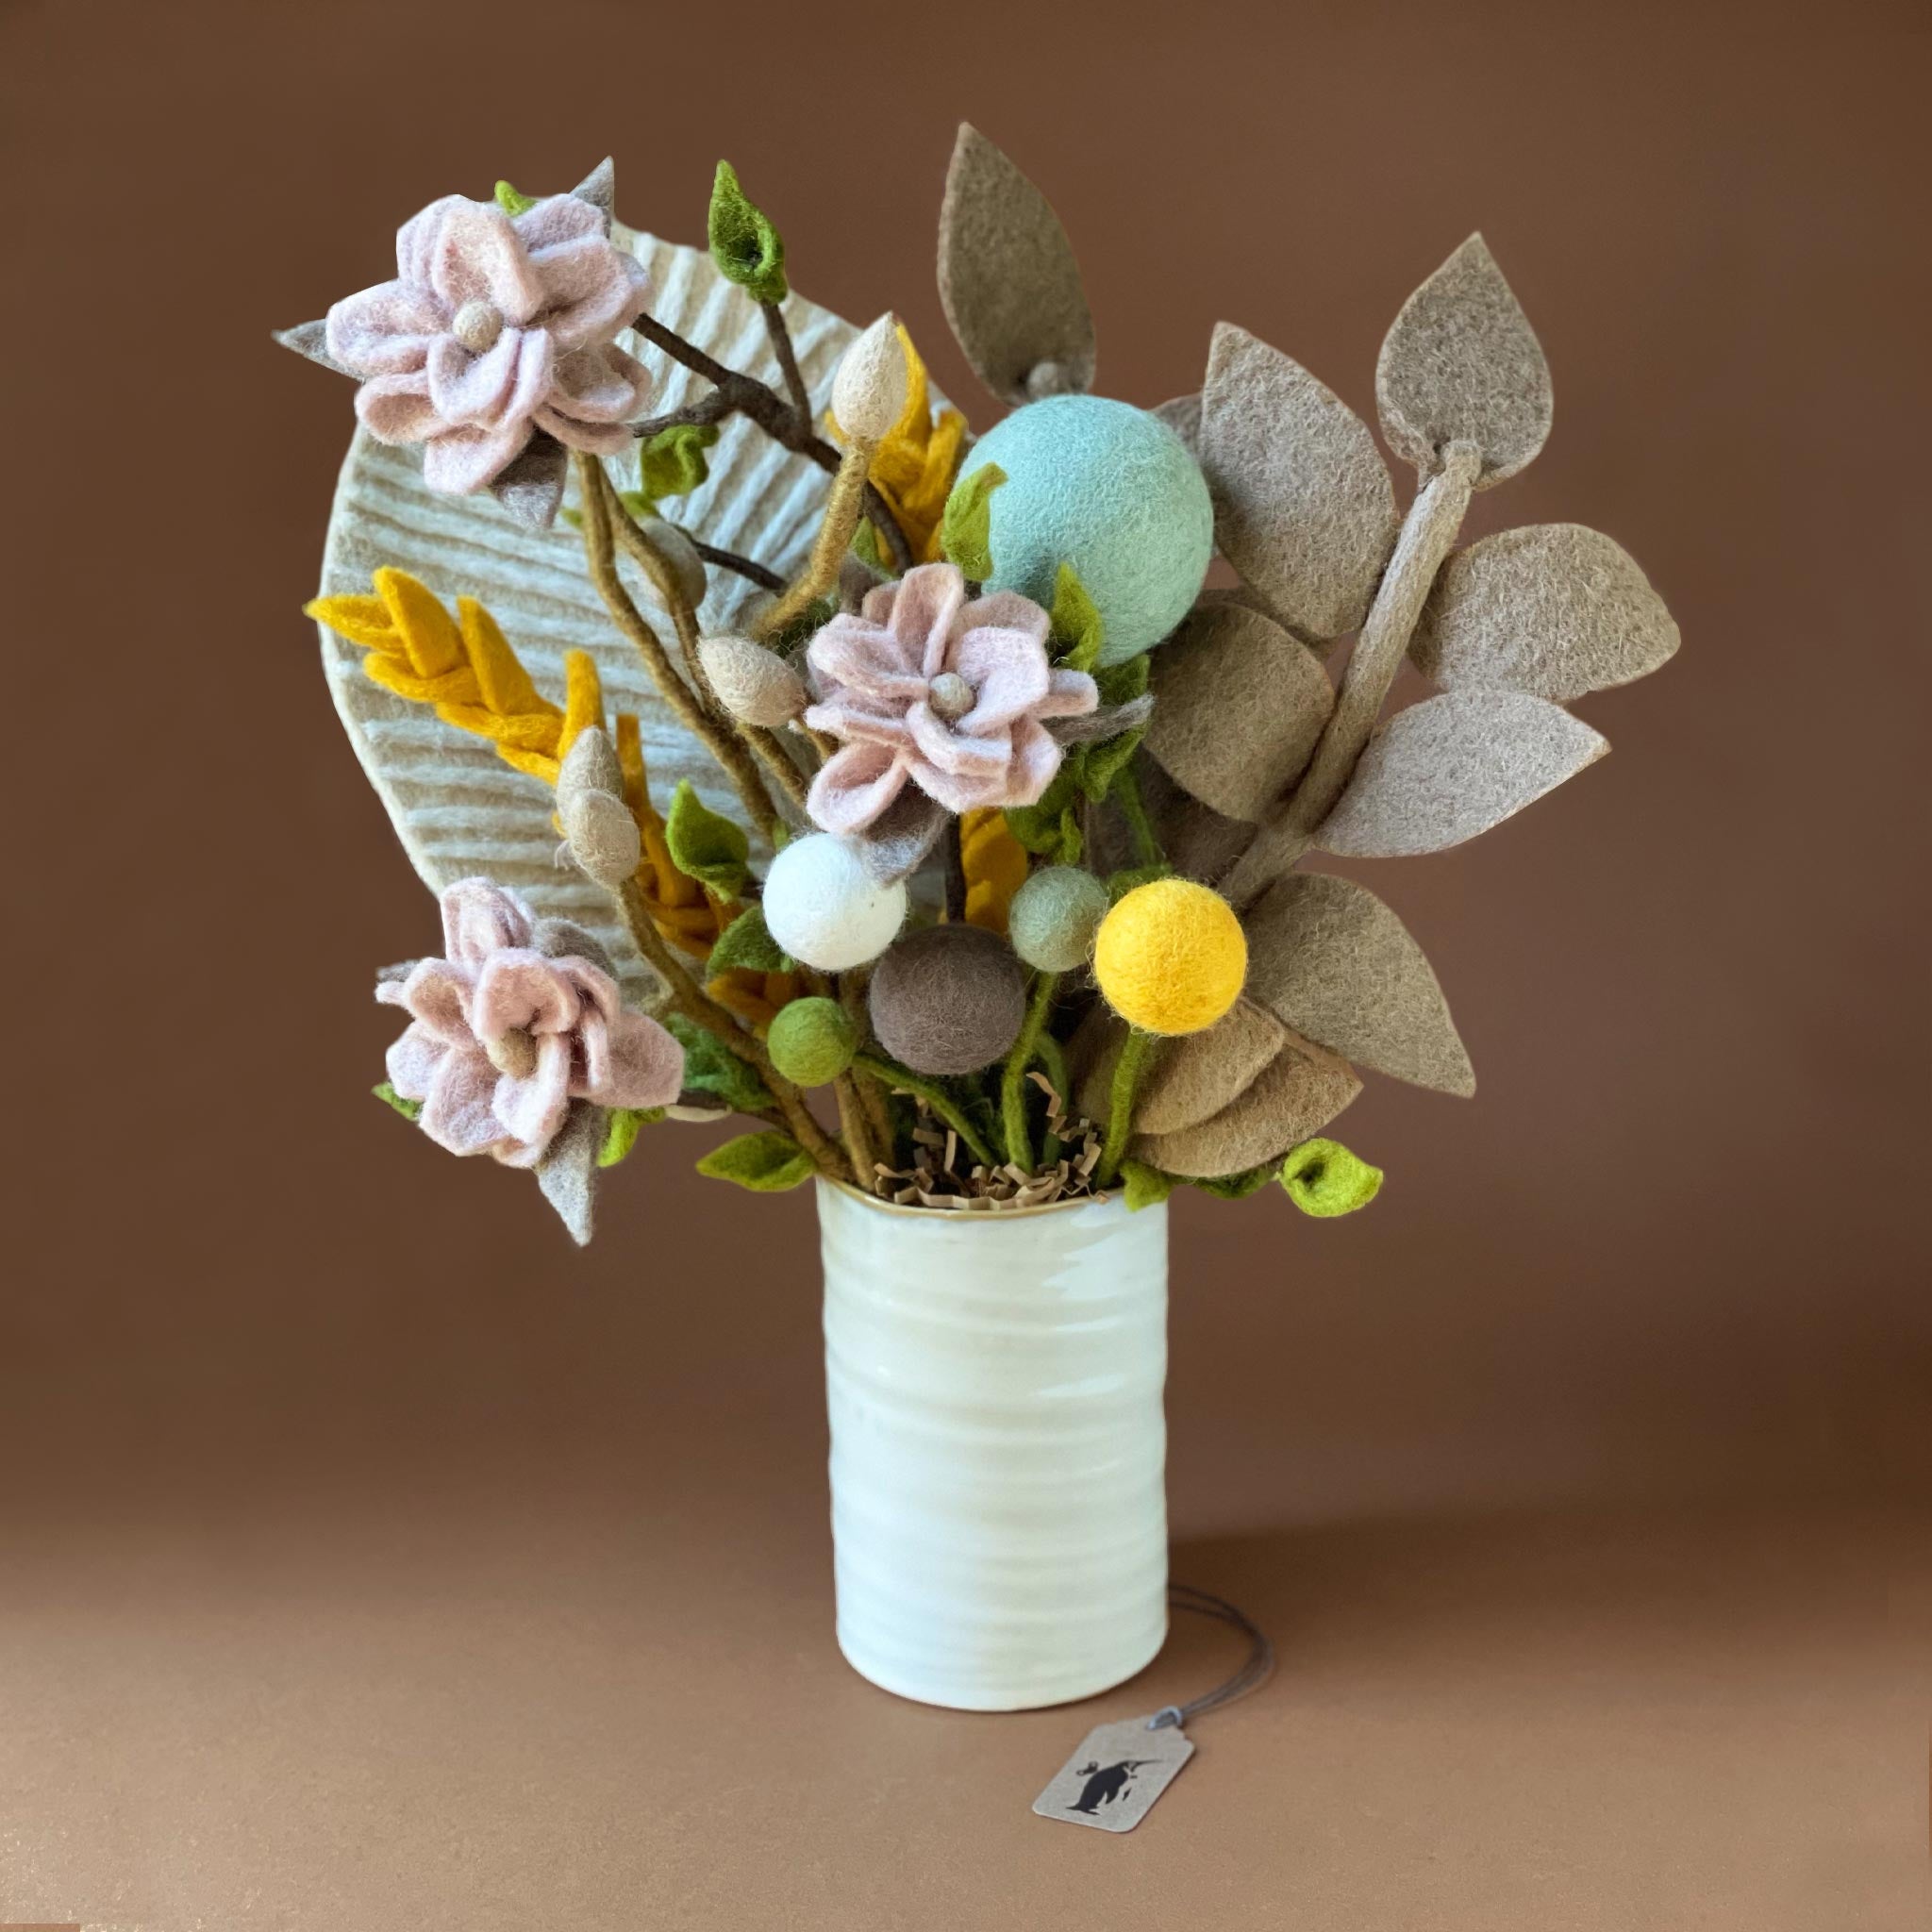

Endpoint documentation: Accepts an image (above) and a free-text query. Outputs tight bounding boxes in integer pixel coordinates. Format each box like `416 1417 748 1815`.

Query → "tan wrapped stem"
752 441 876 641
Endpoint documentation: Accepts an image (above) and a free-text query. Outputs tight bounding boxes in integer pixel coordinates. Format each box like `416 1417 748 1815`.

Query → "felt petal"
884 563 968 677
807 740 910 834
325 281 443 375
441 876 534 960
532 407 634 458
947 626 1052 731
422 420 534 494
396 196 463 286
384 1023 450 1103
426 331 524 426
429 201 544 322
903 758 1011 815
809 611 926 698
473 951 582 1041
353 372 441 445
397 958 477 1044
1037 667 1101 721
907 703 1011 779
513 191 604 254
493 1033 574 1159
803 697 915 750
958 589 1052 649
1000 717 1066 807
420 1045 510 1158
579 1008 685 1109
547 344 648 421
535 239 648 349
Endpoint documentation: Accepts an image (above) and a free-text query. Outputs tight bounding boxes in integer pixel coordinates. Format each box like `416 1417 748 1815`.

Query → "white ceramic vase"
817 1179 1171 1710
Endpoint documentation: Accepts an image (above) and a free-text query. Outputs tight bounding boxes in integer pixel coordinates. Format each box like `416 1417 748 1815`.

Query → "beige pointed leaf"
1411 524 1679 701
1244 873 1474 1095
1147 603 1335 822
1154 391 1201 457
1135 999 1289 1136
1137 1031 1359 1178
1376 235 1552 490
1316 691 1607 858
938 124 1095 405
1197 324 1398 641
1140 760 1257 884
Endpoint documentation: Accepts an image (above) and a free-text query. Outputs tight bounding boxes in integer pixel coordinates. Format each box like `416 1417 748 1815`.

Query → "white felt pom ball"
761 834 908 972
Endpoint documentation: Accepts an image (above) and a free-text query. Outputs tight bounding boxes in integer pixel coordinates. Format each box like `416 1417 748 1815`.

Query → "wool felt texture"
633 517 708 609
851 785 949 888
960 808 1029 935
1008 864 1110 973
708 162 788 306
1153 391 1201 458
1138 760 1259 887
557 728 641 889
1131 998 1289 1138
1145 602 1335 823
695 1129 814 1192
636 423 718 510
938 462 1005 580
1410 523 1680 702
803 562 1097 831
1197 324 1398 644
1315 690 1609 859
1136 1028 1360 1180
1376 235 1552 491
1121 1159 1174 1212
697 634 807 727
831 314 911 443
325 190 652 496
705 905 788 977
1280 1136 1384 1218
766 996 858 1087
535 1098 604 1245
760 833 908 973
663 780 750 899
937 123 1096 406
867 924 1027 1077
956 396 1214 666
1242 872 1474 1096
1094 879 1247 1037
489 431 570 527
833 324 968 565
596 1104 661 1169
570 156 616 216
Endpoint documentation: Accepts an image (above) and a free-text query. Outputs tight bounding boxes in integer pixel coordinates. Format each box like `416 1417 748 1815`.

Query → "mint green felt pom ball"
955 394 1213 666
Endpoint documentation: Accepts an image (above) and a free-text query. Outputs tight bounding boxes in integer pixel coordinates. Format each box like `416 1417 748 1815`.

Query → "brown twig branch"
762 300 812 427
693 541 784 593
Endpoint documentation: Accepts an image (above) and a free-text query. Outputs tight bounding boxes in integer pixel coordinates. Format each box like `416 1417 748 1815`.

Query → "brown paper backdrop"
2 4 1929 1924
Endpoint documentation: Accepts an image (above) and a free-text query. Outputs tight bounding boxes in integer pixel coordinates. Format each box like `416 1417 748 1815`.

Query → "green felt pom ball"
767 997 858 1087
954 394 1213 666
1008 865 1109 973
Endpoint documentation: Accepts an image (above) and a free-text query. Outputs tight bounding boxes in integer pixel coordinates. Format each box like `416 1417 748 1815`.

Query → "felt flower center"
453 298 506 355
927 671 975 721
485 1026 538 1077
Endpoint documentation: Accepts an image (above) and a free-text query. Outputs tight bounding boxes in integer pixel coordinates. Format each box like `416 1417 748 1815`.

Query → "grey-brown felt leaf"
1154 392 1201 457
1134 1000 1289 1136
1146 603 1334 822
1243 873 1474 1095
1411 524 1680 701
937 124 1095 405
537 1101 603 1245
1137 1032 1359 1179
1315 691 1607 858
1376 235 1552 490
1197 325 1397 642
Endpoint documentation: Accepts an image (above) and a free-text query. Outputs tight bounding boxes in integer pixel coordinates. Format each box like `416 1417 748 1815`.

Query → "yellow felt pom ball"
1092 879 1247 1036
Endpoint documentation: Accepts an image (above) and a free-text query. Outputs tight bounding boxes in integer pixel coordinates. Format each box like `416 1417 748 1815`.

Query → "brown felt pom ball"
868 924 1026 1076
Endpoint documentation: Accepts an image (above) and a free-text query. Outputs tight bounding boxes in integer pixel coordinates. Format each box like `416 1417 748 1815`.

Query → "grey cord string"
1146 1584 1274 1731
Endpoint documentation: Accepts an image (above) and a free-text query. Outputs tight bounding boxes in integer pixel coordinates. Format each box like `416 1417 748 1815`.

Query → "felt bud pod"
868 924 1026 1076
698 634 808 727
768 996 858 1087
762 834 908 972
1008 865 1109 973
556 728 641 888
640 517 708 608
1094 878 1246 1036
832 313 911 443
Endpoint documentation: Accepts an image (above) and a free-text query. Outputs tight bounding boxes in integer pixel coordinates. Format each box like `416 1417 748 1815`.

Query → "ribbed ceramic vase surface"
818 1180 1170 1710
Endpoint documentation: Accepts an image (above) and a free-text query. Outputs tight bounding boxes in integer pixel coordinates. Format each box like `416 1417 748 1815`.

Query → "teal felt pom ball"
953 394 1213 666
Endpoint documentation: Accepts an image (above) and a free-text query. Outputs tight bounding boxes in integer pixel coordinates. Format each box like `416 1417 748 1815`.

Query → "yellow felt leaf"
375 567 463 677
559 650 606 760
305 592 399 654
458 597 549 720
960 808 1028 935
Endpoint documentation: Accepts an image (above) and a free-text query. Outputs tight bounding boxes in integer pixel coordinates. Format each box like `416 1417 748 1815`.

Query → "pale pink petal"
473 952 582 1041
947 625 1053 732
354 371 441 445
886 564 969 678
428 201 545 322
396 196 466 287
807 740 909 834
1002 718 1067 806
808 612 926 698
902 753 1011 815
512 192 604 253
906 703 1012 779
492 1034 574 1158
421 420 534 493
578 1009 685 1108
385 1023 449 1101
534 240 648 349
533 408 634 457
396 958 478 1044
420 1045 511 1157
1037 668 1102 719
326 280 444 375
958 589 1052 648
425 331 522 425
804 697 914 749
549 956 624 1026
545 344 648 421
441 877 535 960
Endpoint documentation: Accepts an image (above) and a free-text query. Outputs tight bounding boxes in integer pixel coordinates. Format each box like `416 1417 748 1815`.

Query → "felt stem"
575 456 783 843
841 970 895 1153
1000 972 1060 1171
1221 440 1481 909
752 442 875 641
1097 1028 1156 1188
601 481 718 709
761 299 812 428
692 540 785 593
853 1055 995 1169
1111 759 1162 868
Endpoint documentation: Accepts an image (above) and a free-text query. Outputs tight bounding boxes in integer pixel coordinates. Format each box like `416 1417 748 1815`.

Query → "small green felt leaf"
1121 1159 1175 1211
766 597 835 655
665 780 750 898
666 1014 773 1116
638 424 718 509
1080 724 1147 803
598 1107 665 1167
852 519 889 575
494 180 539 216
707 904 790 975
1106 862 1174 903
1050 563 1105 673
696 1130 813 1191
1191 1160 1281 1200
941 463 1006 578
373 1080 422 1122
1004 772 1083 865
708 161 788 305
1093 649 1149 709
1281 1137 1384 1217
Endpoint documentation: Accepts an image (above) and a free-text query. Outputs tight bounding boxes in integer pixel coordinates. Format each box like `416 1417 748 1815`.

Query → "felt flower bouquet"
284 130 1678 1245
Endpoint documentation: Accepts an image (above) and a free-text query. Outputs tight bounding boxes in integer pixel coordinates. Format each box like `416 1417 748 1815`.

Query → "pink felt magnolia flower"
326 192 652 493
804 563 1098 831
378 878 683 1168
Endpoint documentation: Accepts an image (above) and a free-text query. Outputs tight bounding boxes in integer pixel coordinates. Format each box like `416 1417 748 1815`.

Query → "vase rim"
815 1175 1142 1224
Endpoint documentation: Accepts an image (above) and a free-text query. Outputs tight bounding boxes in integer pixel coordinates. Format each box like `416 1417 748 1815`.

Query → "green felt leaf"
1079 725 1147 804
766 597 835 656
666 1014 773 1117
372 1080 422 1122
1281 1138 1385 1217
1106 862 1174 903
1004 775 1083 867
1093 649 1149 708
708 161 788 305
1191 1160 1282 1200
638 424 718 509
696 1130 814 1192
665 779 750 898
598 1107 665 1168
1049 563 1105 673
851 519 889 575
707 904 790 976
941 463 1006 578
494 179 539 216
1121 1159 1175 1212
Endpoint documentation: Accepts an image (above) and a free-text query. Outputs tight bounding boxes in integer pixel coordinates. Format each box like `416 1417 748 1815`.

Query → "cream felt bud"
557 727 641 889
641 518 708 608
698 634 808 727
832 313 909 443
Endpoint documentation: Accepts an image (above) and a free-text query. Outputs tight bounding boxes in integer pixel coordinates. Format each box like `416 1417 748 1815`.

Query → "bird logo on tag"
1033 1719 1194 1832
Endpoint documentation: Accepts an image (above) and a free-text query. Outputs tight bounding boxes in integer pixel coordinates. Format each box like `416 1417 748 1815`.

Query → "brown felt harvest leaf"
1243 873 1474 1096
1411 524 1680 701
1147 603 1334 823
937 124 1095 405
536 1100 603 1245
1139 760 1257 885
1134 998 1288 1136
1197 324 1397 642
1376 235 1552 490
1315 691 1607 858
1154 391 1201 457
1137 1030 1359 1179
